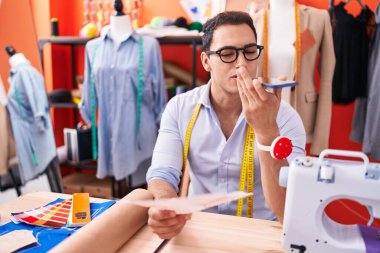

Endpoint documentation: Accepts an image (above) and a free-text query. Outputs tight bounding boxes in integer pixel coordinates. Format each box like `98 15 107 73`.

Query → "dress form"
9 53 29 67
6 46 29 68
109 0 133 47
267 0 296 103
5 47 27 105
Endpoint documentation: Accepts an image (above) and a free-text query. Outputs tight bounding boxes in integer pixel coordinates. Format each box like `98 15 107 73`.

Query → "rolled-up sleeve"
150 39 167 127
79 44 97 124
277 102 307 164
17 70 48 132
146 96 183 193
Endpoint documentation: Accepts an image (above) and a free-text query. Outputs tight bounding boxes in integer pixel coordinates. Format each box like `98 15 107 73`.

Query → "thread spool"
51 18 59 36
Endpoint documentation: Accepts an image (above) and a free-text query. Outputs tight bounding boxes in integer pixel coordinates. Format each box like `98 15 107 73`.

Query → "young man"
146 11 306 239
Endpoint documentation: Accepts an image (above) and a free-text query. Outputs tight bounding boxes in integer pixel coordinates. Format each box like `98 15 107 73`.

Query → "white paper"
0 230 37 253
123 191 252 214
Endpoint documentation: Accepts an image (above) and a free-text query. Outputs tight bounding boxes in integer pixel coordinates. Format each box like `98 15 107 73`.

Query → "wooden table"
0 192 284 252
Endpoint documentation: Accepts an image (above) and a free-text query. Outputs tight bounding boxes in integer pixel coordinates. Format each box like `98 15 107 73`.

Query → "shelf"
38 34 202 92
38 35 202 48
65 160 97 170
158 35 202 45
50 102 79 109
39 36 92 47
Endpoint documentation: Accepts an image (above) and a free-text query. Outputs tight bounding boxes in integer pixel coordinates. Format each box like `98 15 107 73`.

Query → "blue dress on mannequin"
7 61 56 183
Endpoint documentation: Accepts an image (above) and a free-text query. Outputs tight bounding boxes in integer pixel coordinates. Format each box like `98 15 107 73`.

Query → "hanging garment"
7 62 57 183
351 4 380 160
351 4 379 143
0 104 16 176
80 30 167 180
254 4 335 155
0 76 7 106
0 76 16 176
331 2 373 104
0 104 8 175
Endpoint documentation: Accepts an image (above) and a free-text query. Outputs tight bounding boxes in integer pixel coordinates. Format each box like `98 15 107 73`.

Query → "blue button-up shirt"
147 82 306 220
80 31 167 180
8 62 57 183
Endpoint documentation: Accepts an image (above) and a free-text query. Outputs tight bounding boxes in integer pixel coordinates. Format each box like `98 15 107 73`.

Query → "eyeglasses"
206 43 264 63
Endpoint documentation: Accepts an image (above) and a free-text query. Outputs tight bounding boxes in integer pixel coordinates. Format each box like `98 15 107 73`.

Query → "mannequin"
254 0 335 155
9 53 29 67
109 0 133 46
6 47 56 183
5 46 29 67
80 1 167 182
267 0 296 103
6 46 29 68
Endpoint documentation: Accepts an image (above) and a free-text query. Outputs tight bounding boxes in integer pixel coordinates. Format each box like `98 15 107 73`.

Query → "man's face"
201 24 259 95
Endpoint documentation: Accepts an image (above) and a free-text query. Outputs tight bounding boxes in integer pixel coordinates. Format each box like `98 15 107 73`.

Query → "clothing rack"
38 35 203 90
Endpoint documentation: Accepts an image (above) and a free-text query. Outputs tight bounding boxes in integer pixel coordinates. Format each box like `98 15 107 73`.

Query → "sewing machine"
279 149 380 253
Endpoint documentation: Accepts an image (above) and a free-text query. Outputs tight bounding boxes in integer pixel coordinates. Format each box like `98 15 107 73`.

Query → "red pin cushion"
256 136 293 160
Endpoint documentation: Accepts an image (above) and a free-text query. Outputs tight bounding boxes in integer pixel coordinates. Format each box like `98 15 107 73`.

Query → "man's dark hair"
202 11 257 52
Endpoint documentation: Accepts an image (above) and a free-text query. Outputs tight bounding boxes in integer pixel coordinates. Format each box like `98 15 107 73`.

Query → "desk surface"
0 192 284 253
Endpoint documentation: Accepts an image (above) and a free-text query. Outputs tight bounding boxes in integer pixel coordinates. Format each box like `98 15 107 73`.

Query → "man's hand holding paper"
123 191 252 214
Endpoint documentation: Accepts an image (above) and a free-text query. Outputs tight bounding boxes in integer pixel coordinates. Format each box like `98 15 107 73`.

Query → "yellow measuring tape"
179 103 255 218
179 103 202 197
237 126 255 218
263 1 301 82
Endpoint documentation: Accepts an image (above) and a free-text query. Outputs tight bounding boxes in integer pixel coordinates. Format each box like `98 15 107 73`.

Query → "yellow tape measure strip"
246 126 255 217
181 104 255 217
237 126 255 218
179 103 202 197
263 1 301 82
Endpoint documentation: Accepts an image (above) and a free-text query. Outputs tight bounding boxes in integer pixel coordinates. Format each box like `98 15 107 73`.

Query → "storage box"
62 173 96 194
83 177 113 199
64 128 93 163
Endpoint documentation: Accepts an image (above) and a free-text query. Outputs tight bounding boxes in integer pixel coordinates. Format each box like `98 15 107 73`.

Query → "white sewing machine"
279 149 380 253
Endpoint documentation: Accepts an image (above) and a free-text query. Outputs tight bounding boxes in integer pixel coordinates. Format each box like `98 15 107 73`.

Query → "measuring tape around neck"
13 79 39 167
263 1 301 83
237 126 255 218
90 46 99 160
179 103 255 218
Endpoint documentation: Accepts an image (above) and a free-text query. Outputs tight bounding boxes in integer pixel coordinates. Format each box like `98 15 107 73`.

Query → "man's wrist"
256 132 293 160
256 128 280 146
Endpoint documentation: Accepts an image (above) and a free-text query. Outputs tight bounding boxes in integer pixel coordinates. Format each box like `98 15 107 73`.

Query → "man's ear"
201 52 211 72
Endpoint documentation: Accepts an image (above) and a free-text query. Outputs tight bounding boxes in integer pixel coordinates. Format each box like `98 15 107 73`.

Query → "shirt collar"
10 61 31 75
199 80 246 125
198 80 212 109
103 28 139 43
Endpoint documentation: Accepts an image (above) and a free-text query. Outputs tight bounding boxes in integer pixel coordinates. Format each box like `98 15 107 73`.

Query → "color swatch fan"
10 199 72 228
10 193 92 228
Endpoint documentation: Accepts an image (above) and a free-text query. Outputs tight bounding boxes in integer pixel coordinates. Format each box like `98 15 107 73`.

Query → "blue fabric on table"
0 198 115 252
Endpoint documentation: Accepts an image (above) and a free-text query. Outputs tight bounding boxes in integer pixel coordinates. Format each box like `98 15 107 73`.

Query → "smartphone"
261 78 298 89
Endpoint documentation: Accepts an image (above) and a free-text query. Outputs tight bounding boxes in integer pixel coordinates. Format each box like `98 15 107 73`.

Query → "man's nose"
235 50 248 68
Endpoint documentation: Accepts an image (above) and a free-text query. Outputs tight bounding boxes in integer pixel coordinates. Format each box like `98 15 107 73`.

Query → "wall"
30 0 52 90
0 0 41 89
34 0 378 150
27 0 380 226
